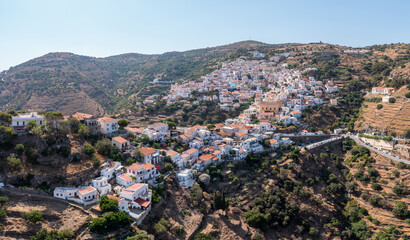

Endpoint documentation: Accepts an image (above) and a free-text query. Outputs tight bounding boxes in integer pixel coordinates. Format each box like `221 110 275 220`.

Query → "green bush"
371 183 382 191
377 104 383 109
0 208 7 219
7 157 22 171
154 218 171 234
388 97 396 103
368 195 383 207
29 228 73 240
22 210 43 223
99 195 118 213
83 143 95 155
0 196 9 204
126 233 151 240
392 201 409 218
95 139 112 155
195 233 214 240
15 144 25 155
405 92 410 98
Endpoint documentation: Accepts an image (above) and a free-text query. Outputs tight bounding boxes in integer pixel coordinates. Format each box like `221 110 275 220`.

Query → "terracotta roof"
185 148 198 155
142 163 155 170
236 131 246 136
78 186 96 195
127 164 143 172
167 150 179 156
119 173 133 182
125 183 146 191
99 117 117 123
71 112 94 121
139 147 158 156
269 139 278 144
134 198 151 208
200 154 214 161
113 136 128 144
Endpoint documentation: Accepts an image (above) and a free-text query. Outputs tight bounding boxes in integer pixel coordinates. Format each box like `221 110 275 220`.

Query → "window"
16 121 19 126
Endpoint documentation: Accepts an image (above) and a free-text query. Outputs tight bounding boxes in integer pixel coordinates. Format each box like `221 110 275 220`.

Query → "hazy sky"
1 0 409 71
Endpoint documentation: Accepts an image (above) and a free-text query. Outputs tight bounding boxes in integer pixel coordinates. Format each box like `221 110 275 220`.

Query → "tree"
78 124 90 138
25 120 37 131
0 126 16 148
392 201 409 218
195 233 214 240
388 97 396 103
118 119 128 129
126 233 151 240
351 220 371 240
68 117 81 133
165 163 173 172
96 139 112 155
15 144 25 155
29 228 73 240
30 125 43 138
404 129 410 138
377 104 383 110
83 143 95 155
405 92 410 98
99 196 119 212
88 217 107 232
7 157 22 171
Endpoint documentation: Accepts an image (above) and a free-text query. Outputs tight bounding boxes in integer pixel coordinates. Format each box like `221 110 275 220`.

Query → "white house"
139 147 161 164
120 183 150 201
53 187 79 200
11 112 45 130
98 117 119 135
371 87 394 95
112 136 130 151
77 186 98 202
101 161 123 180
147 122 169 133
177 169 195 188
116 173 136 187
92 176 111 195
125 163 159 183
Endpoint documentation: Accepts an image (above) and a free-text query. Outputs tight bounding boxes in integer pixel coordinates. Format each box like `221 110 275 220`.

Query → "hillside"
2 41 408 116
0 41 287 115
140 140 410 240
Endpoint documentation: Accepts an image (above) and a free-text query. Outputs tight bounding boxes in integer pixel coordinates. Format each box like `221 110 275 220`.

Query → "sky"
0 0 409 71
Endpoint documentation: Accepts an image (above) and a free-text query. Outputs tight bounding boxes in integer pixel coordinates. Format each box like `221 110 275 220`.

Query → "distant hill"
0 41 409 115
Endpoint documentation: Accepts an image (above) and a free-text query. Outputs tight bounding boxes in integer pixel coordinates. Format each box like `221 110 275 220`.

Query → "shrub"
393 184 408 196
195 233 214 240
95 139 112 155
396 162 408 169
29 228 73 240
15 144 25 155
377 104 383 109
0 196 9 204
392 201 409 218
388 97 396 103
22 210 43 223
371 183 382 191
368 195 383 207
7 157 22 171
405 92 410 98
83 143 95 155
92 156 100 168
154 218 171 234
99 195 118 213
126 233 151 240
0 208 7 219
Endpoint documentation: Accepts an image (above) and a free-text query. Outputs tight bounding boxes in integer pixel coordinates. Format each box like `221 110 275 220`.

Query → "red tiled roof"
99 117 117 123
134 198 151 208
139 147 158 156
125 183 146 191
71 112 94 121
127 164 143 172
167 150 179 156
113 136 128 144
78 186 96 195
142 163 155 170
185 148 198 155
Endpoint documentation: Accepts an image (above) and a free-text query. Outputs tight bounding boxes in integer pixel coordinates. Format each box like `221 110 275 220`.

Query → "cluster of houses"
160 59 338 126
11 112 119 136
